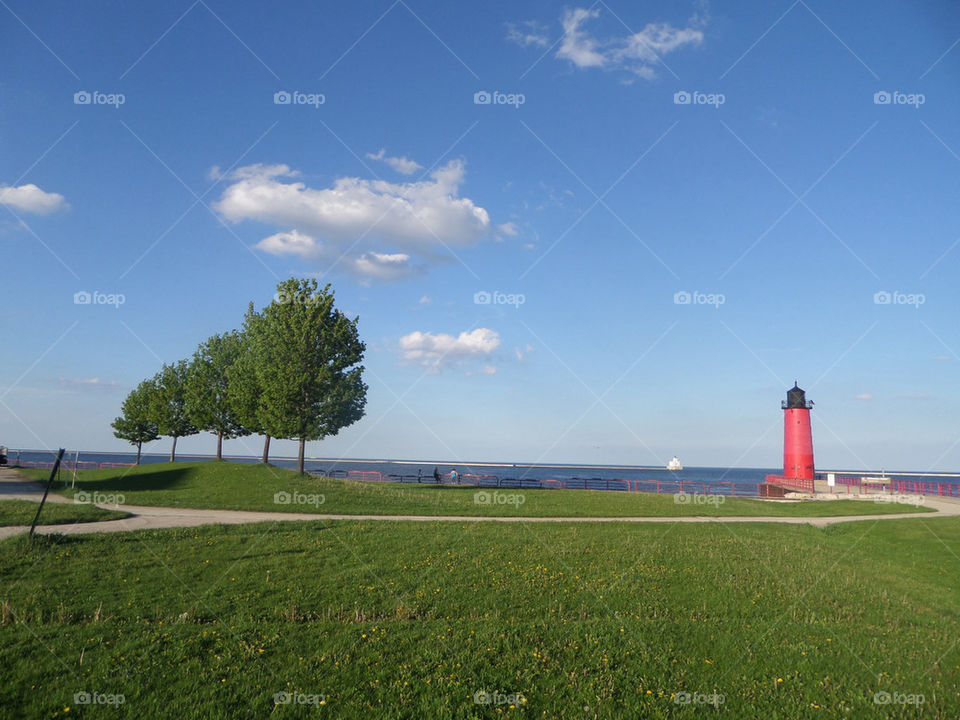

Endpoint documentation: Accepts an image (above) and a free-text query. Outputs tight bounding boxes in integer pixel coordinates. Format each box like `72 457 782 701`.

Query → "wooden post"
30 448 65 538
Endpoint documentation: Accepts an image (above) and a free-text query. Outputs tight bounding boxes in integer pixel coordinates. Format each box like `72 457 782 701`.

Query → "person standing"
450 468 459 483
417 468 422 483
433 466 441 483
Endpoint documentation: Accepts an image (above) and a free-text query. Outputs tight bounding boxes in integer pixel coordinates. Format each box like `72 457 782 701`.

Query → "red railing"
891 479 960 498
345 470 387 482
816 474 960 499
764 474 815 492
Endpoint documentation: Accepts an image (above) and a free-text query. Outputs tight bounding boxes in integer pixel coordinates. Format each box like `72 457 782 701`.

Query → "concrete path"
2 467 958 540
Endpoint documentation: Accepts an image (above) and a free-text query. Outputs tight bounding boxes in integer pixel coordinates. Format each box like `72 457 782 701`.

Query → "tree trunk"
170 436 178 463
136 442 142 465
298 438 306 475
261 435 271 464
216 432 223 460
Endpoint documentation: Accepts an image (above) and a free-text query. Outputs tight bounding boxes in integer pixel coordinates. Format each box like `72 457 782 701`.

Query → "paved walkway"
2 467 958 540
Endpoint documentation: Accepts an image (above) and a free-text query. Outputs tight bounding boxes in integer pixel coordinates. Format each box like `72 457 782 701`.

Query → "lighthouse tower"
782 382 815 479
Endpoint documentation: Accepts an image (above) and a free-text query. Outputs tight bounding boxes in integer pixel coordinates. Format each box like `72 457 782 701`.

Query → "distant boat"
667 456 683 471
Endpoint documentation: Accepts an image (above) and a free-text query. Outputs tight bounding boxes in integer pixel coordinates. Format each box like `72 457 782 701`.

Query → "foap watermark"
274 289 320 306
674 492 725 508
74 691 125 706
874 494 925 507
474 290 525 308
474 690 526 706
873 690 924 706
75 491 125 506
474 490 525 507
474 90 525 108
674 290 725 308
74 290 125 308
674 691 725 706
674 90 725 108
273 691 325 706
74 90 125 108
273 90 325 108
873 290 925 308
873 90 925 108
274 490 325 507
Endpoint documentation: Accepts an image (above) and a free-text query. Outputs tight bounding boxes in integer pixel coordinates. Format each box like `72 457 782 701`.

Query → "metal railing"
764 474 815 492
15 460 136 470
324 469 766 497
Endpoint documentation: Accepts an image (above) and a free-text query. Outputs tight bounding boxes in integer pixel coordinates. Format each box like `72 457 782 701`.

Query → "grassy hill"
19 462 933 518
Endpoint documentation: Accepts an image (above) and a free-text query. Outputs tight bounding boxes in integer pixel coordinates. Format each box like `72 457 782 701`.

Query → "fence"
13 460 135 471
764 474 815 492
324 469 766 497
813 474 960 498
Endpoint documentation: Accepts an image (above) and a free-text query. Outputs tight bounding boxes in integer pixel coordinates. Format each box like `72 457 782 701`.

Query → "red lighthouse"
782 382 815 480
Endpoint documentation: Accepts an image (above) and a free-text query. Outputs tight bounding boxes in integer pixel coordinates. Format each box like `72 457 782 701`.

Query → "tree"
150 360 198 462
111 380 160 464
186 331 250 460
229 304 272 464
251 278 367 473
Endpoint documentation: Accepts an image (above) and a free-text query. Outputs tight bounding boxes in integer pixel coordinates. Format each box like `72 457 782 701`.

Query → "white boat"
667 456 683 471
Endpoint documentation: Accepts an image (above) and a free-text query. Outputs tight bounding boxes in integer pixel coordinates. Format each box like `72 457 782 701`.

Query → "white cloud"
216 161 492 283
399 328 500 373
418 295 432 305
0 183 67 215
257 231 419 283
365 148 423 175
855 393 873 401
257 229 320 258
479 365 497 375
549 7 703 78
506 20 550 48
349 251 418 283
514 344 535 361
557 8 606 68
497 221 519 236
617 23 704 64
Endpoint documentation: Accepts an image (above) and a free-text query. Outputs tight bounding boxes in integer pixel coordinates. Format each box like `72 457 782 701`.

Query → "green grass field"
18 462 933 518
1 517 958 718
0 500 129 527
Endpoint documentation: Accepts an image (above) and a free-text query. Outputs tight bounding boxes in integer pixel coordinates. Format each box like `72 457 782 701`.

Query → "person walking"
450 468 459 483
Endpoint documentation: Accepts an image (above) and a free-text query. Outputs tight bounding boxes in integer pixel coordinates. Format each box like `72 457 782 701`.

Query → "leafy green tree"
229 304 272 464
186 331 250 460
150 360 198 462
111 380 160 464
251 278 367 473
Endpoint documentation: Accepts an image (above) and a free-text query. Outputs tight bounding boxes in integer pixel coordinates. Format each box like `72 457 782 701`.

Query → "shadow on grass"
72 465 197 494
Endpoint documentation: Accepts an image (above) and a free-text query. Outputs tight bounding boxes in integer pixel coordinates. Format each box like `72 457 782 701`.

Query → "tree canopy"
111 379 160 464
111 279 367 471
186 331 250 460
251 279 367 473
150 360 198 462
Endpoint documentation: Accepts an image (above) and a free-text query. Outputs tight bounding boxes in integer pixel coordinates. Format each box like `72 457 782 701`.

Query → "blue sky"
2 0 959 470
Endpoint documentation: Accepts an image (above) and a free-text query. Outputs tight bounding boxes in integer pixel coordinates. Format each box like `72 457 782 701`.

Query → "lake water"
10 449 958 487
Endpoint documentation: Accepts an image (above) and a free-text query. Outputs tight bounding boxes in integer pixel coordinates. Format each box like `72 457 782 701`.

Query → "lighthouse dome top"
784 382 814 410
